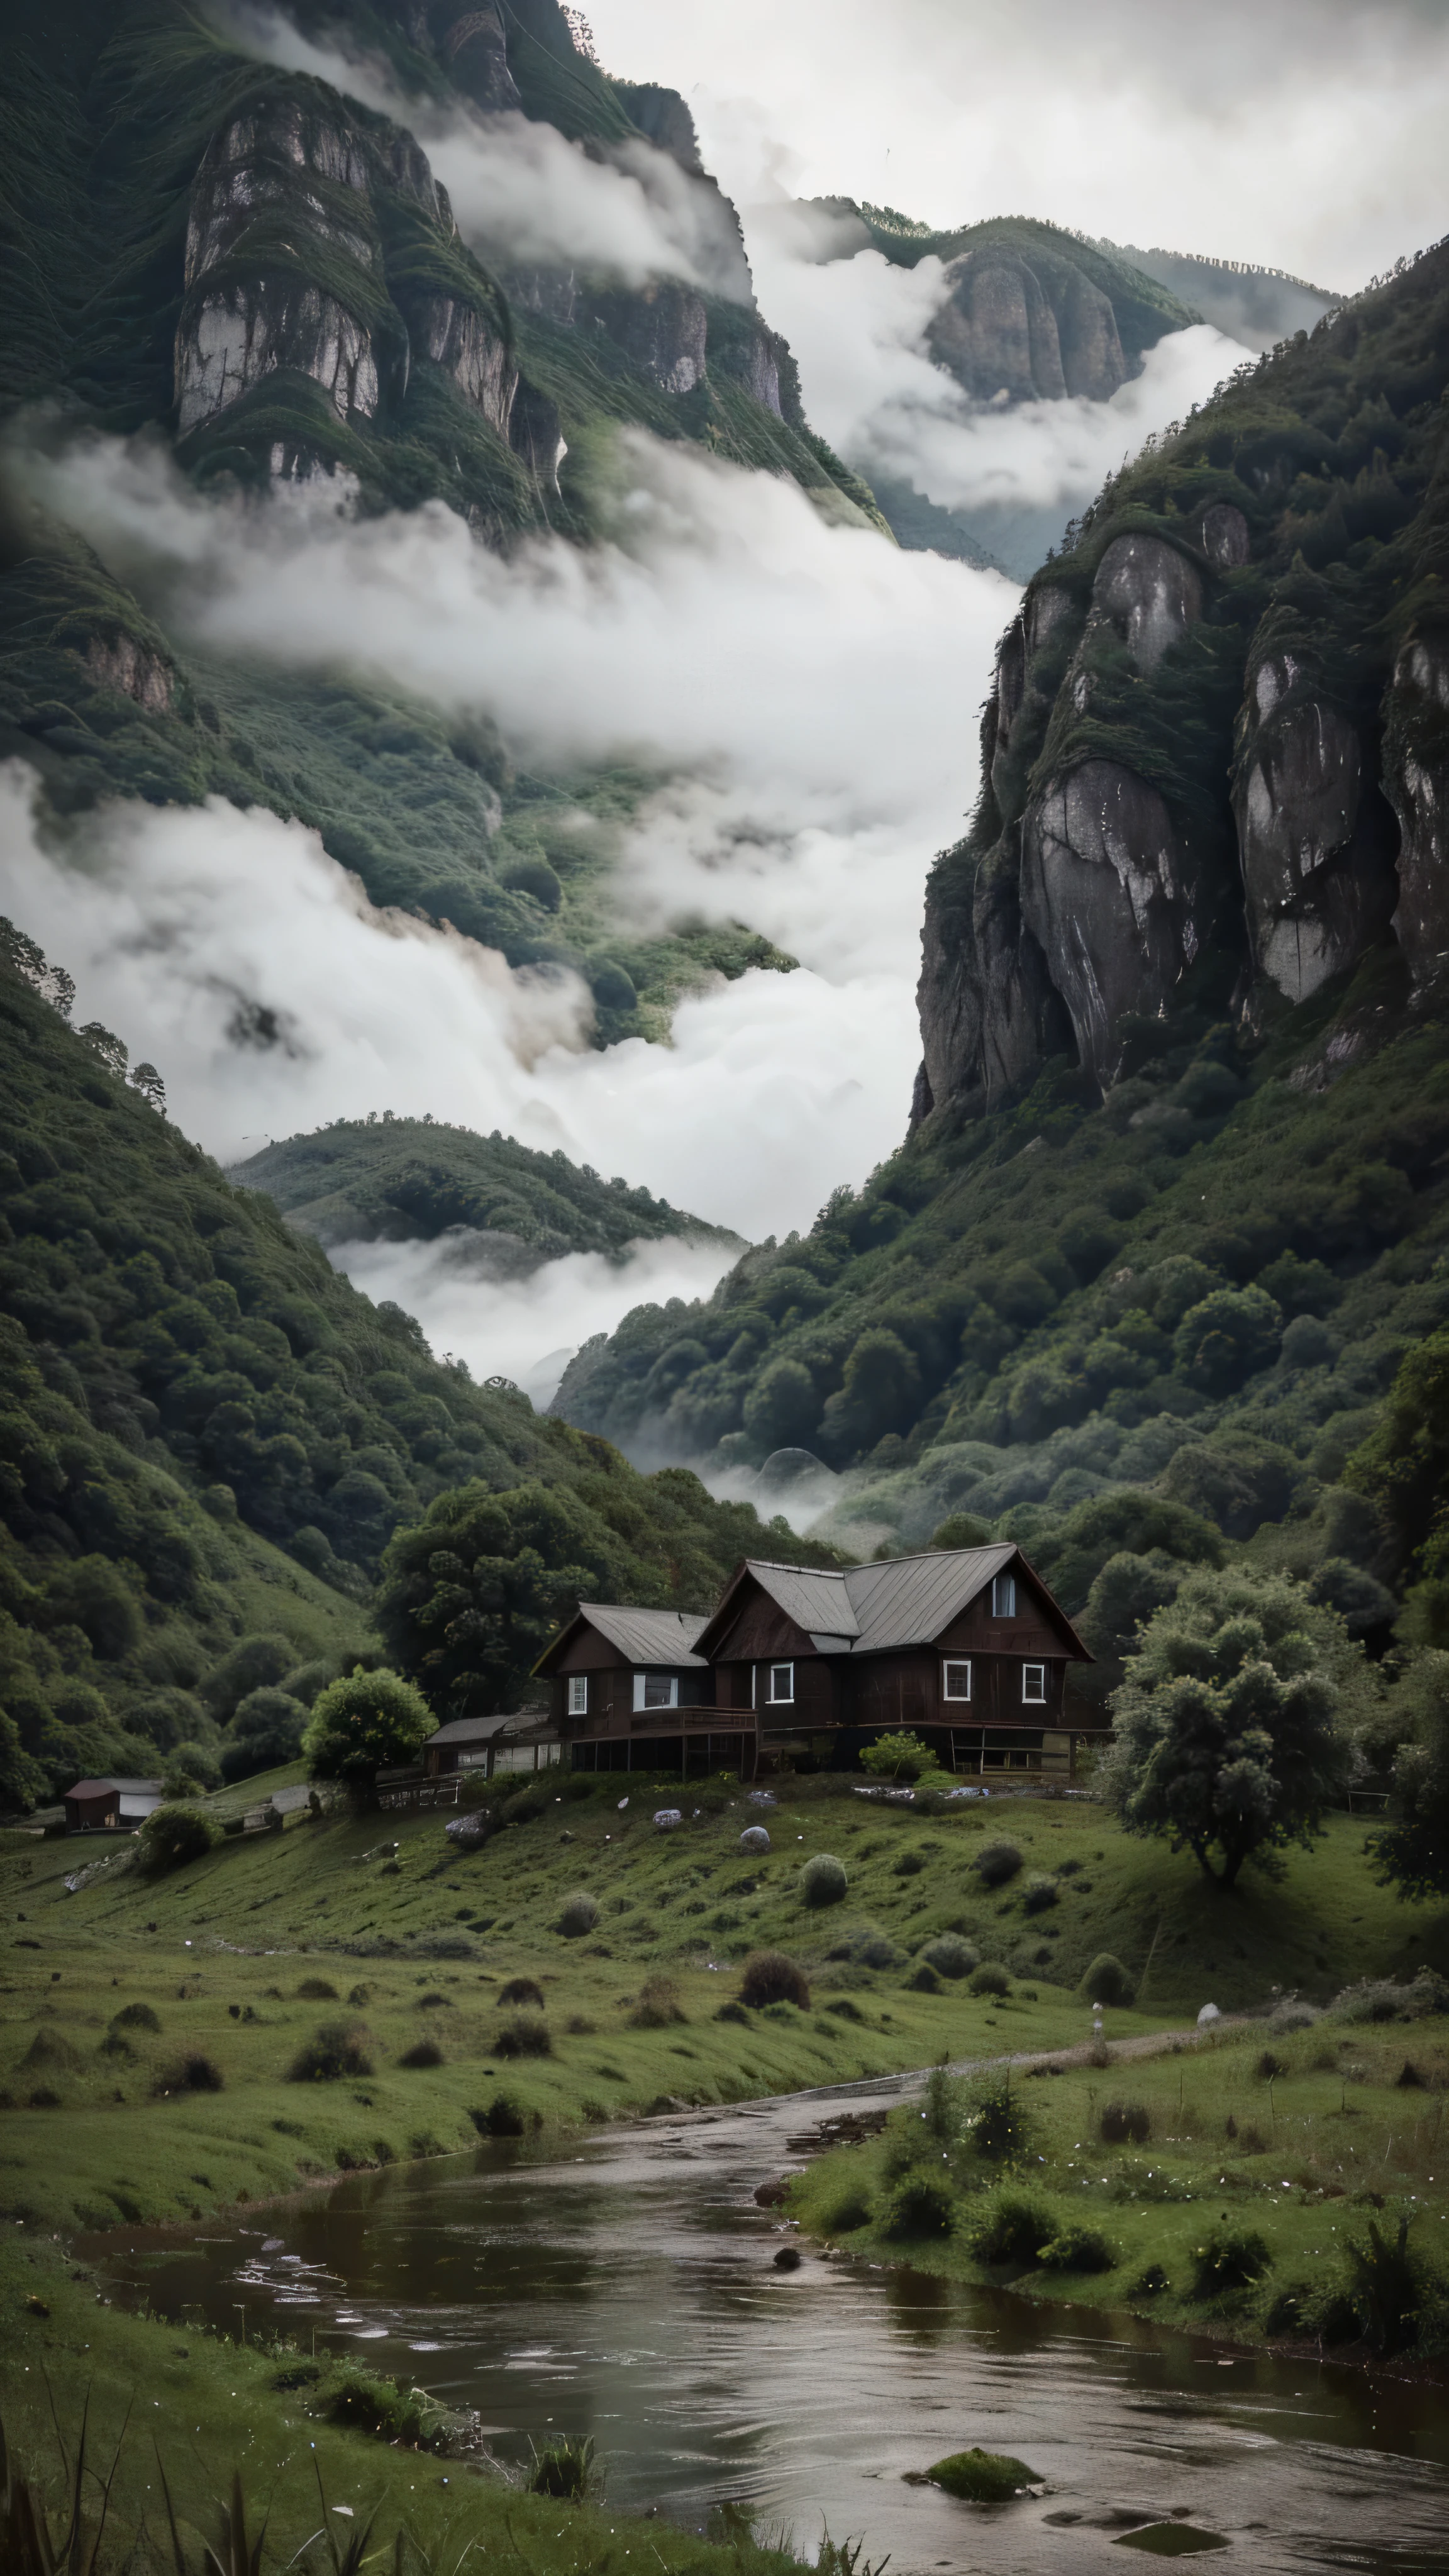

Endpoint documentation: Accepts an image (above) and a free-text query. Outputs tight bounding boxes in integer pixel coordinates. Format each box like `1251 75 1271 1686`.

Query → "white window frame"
941 1658 972 1702
991 1572 1018 1619
633 1671 679 1713
766 1661 795 1706
1021 1662 1047 1705
567 1674 588 1717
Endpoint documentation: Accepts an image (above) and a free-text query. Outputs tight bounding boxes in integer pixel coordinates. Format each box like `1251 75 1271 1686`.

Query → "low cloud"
223 4 752 295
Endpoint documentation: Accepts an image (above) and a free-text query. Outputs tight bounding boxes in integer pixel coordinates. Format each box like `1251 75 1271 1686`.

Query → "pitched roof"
65 1776 164 1799
533 1604 710 1675
699 1544 1088 1660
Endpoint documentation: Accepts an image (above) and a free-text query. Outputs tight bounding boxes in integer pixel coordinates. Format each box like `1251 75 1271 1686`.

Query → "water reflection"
89 2085 1449 2573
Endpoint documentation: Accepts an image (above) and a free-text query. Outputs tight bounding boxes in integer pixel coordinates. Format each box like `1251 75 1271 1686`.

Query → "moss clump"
924 2447 1041 2502
287 2021 374 2082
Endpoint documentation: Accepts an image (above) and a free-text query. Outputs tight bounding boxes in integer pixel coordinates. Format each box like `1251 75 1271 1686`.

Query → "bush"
906 1960 942 1992
973 1840 1023 1887
714 2000 751 2026
220 1687 309 1784
1079 1953 1136 2006
289 2021 374 2082
1037 2223 1116 2272
303 1666 436 1794
801 1853 848 1907
296 1977 338 2001
399 2037 444 2068
528 2433 600 2501
1331 1971 1449 2023
628 1974 685 2029
884 2175 955 2238
821 2185 874 2232
740 1950 809 2009
472 2094 526 2137
111 2001 160 2032
921 1934 979 1980
162 1741 223 1796
1191 2226 1273 2299
966 2188 1057 2265
325 2365 450 2448
967 2076 1031 2162
202 1633 296 1722
1268 1998 1319 2034
156 2053 225 2095
498 1977 544 2009
1021 1873 1059 1914
859 1731 934 1781
968 1961 1010 1997
1345 2214 1434 2354
136 1804 220 1878
492 2014 552 2059
558 1890 599 1938
1100 2102 1151 2144
925 2450 1041 2503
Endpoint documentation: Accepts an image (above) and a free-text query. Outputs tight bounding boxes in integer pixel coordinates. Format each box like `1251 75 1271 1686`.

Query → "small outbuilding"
63 1776 164 1833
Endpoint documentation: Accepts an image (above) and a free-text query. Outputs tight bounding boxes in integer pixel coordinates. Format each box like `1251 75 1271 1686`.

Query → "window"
766 1662 795 1705
991 1572 1017 1619
567 1675 588 1717
633 1672 679 1712
941 1658 972 1702
1021 1663 1046 1704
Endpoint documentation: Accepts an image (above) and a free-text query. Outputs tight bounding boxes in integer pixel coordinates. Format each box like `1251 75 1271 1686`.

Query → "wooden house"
534 1545 1094 1780
63 1775 164 1833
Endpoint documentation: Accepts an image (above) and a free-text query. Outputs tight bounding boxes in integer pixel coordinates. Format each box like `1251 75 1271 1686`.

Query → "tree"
221 1687 309 1784
374 1481 622 1716
820 1328 921 1457
742 1358 819 1453
137 1803 221 1876
1370 1653 1449 1899
1172 1285 1282 1392
303 1667 436 1794
1102 1567 1357 1887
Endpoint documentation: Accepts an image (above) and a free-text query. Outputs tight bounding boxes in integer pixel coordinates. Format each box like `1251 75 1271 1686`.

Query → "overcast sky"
587 0 1449 291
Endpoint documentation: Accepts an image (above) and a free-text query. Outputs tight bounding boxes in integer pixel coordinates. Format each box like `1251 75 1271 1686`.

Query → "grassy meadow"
3 1773 1448 2562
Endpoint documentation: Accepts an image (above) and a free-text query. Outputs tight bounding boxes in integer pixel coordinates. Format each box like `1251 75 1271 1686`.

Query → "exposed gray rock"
1197 500 1250 568
586 280 708 392
1021 762 1204 1084
435 3 521 113
918 828 1074 1109
1235 669 1399 1005
1384 640 1449 986
175 99 382 435
927 247 1126 405
1055 264 1128 398
1091 535 1202 672
509 377 565 491
614 82 704 172
84 635 174 714
413 294 516 435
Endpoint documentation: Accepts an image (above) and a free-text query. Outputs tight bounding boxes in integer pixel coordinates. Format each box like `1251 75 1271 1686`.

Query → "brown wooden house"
534 1545 1095 1781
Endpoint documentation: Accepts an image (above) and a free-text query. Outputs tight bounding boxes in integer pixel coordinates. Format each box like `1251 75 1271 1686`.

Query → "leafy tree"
375 1480 617 1716
1371 1654 1449 1898
820 1328 921 1458
742 1358 819 1453
303 1667 436 1794
1104 1568 1357 1887
137 1803 221 1875
221 1687 309 1783
0 1709 48 1811
1172 1286 1283 1393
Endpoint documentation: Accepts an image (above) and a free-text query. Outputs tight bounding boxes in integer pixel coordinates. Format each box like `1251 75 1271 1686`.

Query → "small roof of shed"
533 1604 709 1676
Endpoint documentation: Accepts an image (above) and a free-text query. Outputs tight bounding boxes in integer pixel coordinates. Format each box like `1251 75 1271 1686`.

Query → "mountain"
229 1114 738 1262
1095 241 1341 351
0 0 870 1048
553 237 1449 1687
0 923 836 1809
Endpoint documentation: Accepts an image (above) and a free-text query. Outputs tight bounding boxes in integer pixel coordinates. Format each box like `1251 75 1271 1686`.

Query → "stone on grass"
740 1824 771 1853
654 1809 682 1831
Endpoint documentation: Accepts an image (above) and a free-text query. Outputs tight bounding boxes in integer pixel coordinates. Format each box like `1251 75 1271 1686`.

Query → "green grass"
3 1778 1447 2555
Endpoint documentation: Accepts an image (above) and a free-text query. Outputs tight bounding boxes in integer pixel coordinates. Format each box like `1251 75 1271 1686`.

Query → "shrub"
162 1742 223 1796
859 1731 934 1780
1331 1971 1449 2023
1079 1953 1136 2006
968 1961 1010 1997
1100 2102 1151 2145
472 2094 526 2137
628 1974 685 2029
921 1934 978 1980
325 2365 450 2448
1268 1999 1319 2034
1346 2214 1436 2354
740 1951 809 2009
347 1984 370 2007
1190 2226 1273 2299
1132 2263 1170 2297
296 1977 338 2001
906 1960 942 1993
966 2188 1057 2265
136 1804 220 1877
714 2000 751 2026
303 1666 436 1795
498 1977 544 2009
967 2076 1031 2162
220 1688 309 1784
883 2175 955 2238
821 2185 874 2232
801 1853 848 1907
1021 1874 1059 1915
399 2038 444 2068
158 2053 225 2095
925 2450 1041 2503
492 2015 552 2059
289 2021 374 2082
111 2001 160 2032
973 1840 1023 1887
528 2433 600 2502
893 1850 926 1878
1037 2223 1116 2272
558 1890 599 1938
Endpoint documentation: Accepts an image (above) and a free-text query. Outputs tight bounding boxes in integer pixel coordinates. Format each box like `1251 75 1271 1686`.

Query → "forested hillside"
0 929 835 1809
555 238 1449 1711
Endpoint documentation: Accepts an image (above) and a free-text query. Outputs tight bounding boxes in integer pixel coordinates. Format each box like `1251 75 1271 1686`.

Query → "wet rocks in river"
772 2244 802 2270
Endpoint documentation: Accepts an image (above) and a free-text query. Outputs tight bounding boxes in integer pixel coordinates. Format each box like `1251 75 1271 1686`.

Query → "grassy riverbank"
3 1777 1448 2557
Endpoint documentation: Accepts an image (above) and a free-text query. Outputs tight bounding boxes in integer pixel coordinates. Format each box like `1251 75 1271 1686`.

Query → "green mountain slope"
553 240 1449 1704
0 929 836 1807
230 1113 738 1257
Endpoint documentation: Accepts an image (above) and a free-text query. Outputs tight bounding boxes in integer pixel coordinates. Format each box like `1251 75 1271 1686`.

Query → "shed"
63 1776 164 1833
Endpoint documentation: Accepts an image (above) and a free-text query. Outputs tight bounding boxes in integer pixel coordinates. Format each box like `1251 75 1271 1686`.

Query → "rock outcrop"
584 282 708 394
1090 535 1202 673
926 245 1128 405
433 3 521 113
1235 657 1399 1008
1021 763 1204 1084
1384 640 1449 989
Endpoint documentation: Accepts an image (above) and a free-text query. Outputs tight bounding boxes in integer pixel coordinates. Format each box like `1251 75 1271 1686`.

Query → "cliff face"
917 242 1449 1119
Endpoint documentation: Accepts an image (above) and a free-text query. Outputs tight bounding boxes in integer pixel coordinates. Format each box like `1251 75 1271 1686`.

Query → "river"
93 2072 1449 2571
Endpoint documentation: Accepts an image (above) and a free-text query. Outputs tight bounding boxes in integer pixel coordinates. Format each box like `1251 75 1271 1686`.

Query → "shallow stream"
94 2074 1449 2571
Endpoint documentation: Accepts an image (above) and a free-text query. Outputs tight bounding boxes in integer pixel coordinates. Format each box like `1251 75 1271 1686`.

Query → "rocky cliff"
917 239 1449 1120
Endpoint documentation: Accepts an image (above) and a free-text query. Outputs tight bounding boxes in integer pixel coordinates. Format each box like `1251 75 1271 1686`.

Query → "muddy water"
96 2076 1449 2572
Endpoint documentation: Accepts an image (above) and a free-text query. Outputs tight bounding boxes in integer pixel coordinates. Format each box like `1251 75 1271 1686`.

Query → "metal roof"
575 1604 710 1667
745 1564 860 1636
65 1777 164 1799
428 1713 525 1745
840 1545 1018 1653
